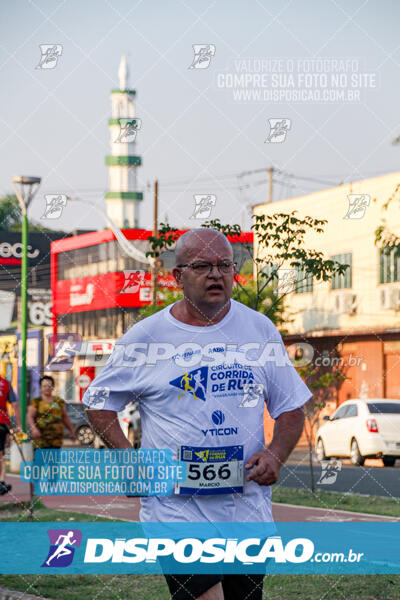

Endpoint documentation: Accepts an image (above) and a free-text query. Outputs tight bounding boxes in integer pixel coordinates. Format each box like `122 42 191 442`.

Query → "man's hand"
245 450 282 486
245 407 305 486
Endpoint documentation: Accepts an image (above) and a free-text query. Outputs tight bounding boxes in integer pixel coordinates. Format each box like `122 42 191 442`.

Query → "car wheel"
382 456 396 467
316 438 326 461
76 425 95 446
350 439 365 466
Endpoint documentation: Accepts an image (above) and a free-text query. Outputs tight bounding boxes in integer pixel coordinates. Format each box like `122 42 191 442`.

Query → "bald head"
174 229 233 265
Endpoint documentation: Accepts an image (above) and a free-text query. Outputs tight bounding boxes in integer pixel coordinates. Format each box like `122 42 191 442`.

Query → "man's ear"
172 266 184 289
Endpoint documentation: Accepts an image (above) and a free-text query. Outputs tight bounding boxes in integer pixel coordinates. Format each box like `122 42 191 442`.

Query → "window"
331 253 352 289
367 402 400 414
346 404 358 417
379 248 400 284
332 404 348 420
294 266 313 294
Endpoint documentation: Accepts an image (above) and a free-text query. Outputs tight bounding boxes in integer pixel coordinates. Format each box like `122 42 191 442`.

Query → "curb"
0 587 53 600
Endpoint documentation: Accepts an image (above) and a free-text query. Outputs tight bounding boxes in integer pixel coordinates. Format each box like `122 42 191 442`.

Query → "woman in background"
27 375 76 449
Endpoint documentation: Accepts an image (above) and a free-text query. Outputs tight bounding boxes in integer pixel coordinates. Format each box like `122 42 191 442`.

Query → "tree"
200 214 347 325
142 214 348 330
296 362 347 492
0 194 61 232
374 182 400 249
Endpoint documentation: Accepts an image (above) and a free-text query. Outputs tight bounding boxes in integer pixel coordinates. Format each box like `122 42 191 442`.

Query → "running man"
178 372 199 401
84 229 311 600
46 531 77 566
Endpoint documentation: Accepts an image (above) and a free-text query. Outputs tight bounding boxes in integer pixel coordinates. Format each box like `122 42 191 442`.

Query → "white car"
315 399 400 466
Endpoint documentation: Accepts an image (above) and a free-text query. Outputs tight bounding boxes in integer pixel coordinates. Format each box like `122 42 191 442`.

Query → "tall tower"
105 55 143 228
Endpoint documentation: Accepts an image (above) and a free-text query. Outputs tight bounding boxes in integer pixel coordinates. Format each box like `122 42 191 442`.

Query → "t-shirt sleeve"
82 344 138 413
263 327 312 419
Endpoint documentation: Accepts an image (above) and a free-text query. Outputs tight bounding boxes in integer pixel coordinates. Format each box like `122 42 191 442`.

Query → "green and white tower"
105 55 143 228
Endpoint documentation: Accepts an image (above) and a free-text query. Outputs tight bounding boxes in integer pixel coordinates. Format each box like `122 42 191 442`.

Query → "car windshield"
367 402 400 414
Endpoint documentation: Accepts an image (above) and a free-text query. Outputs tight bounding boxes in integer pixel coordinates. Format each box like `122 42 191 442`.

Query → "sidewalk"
0 587 52 600
1 472 397 522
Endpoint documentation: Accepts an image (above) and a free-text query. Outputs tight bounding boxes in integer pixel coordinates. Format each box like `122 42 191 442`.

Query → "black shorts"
0 424 9 452
164 573 264 600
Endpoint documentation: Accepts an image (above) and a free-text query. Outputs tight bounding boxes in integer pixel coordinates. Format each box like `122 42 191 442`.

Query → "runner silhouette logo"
42 529 82 567
169 367 208 401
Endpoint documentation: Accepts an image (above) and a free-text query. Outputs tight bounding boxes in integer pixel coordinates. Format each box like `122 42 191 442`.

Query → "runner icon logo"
42 529 82 568
169 367 208 401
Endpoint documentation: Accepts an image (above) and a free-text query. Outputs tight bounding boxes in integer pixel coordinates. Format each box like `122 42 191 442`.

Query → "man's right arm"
86 409 132 449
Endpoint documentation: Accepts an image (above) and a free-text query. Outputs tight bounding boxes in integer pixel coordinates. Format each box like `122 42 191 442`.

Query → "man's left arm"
245 407 305 485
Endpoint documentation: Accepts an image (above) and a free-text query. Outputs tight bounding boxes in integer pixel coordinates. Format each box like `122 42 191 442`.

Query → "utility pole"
267 166 273 203
11 175 41 433
151 180 159 305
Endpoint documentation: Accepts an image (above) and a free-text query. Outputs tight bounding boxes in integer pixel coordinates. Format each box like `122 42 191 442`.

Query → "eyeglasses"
177 261 236 274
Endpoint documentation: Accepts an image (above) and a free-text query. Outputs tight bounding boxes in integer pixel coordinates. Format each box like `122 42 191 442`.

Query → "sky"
1 0 400 232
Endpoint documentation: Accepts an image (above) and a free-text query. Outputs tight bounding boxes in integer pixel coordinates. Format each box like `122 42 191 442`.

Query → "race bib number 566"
175 445 244 495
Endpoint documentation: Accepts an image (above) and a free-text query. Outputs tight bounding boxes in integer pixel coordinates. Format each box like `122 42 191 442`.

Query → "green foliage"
138 288 183 320
374 182 400 250
0 195 22 230
0 194 61 232
142 212 347 331
252 211 349 286
232 279 287 330
146 222 179 258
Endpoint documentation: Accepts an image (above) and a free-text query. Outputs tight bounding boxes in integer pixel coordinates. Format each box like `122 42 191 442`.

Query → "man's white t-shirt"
82 299 311 522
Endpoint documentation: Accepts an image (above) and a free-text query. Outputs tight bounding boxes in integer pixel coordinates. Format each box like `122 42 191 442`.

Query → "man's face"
173 236 235 309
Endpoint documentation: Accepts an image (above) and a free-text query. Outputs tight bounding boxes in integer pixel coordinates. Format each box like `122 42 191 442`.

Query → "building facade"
254 171 400 405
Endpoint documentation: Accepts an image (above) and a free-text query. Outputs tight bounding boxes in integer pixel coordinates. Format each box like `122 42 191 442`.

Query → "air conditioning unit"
380 288 400 311
333 293 358 315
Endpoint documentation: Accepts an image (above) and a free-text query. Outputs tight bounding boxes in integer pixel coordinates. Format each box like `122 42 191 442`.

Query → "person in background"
27 375 77 449
0 375 21 495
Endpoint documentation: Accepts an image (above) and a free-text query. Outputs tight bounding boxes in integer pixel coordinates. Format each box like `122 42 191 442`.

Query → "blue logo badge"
169 367 208 401
42 529 82 567
211 410 225 425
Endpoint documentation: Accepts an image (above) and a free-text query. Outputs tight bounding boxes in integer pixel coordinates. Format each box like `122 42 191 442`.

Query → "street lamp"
11 175 41 432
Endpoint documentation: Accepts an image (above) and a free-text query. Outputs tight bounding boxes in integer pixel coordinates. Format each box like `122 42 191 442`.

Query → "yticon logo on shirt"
169 367 208 401
42 529 82 567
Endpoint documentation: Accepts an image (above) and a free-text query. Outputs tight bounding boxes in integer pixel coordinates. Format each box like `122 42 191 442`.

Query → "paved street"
281 448 400 498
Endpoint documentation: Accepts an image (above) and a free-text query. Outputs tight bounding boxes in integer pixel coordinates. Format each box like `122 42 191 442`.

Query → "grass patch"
0 499 120 522
272 485 400 517
0 574 398 600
